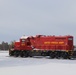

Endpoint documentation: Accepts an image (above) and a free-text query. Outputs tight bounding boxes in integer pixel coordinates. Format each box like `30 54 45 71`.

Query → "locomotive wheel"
24 51 28 57
55 51 60 59
14 51 19 57
20 51 28 57
49 52 55 59
61 52 68 59
29 55 32 57
29 51 33 57
29 53 33 57
20 51 24 57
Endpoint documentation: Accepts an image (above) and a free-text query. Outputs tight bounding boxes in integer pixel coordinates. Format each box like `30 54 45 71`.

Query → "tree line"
0 41 15 50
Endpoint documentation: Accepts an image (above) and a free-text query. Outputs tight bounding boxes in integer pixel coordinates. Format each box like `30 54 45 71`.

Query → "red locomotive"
9 35 74 59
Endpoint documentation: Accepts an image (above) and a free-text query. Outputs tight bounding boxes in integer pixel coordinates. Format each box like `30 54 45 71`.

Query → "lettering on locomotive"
44 42 64 44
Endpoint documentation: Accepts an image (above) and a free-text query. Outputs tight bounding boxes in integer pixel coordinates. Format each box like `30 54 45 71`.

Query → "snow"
20 35 28 39
0 51 76 75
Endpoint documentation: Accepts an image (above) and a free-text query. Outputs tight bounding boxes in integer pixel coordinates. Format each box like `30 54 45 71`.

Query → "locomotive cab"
20 36 32 50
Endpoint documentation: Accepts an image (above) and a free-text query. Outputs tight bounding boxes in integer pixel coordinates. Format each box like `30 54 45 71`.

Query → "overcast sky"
0 0 76 44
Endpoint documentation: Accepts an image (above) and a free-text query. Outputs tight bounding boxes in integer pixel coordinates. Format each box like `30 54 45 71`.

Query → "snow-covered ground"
0 51 76 75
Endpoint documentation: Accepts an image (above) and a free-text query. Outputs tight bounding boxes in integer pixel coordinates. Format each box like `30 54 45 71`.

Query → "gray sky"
0 0 76 44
